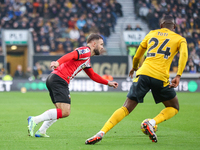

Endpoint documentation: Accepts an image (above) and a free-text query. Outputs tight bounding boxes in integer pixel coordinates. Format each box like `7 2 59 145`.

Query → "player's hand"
50 61 59 70
129 68 137 78
108 81 118 89
169 75 181 88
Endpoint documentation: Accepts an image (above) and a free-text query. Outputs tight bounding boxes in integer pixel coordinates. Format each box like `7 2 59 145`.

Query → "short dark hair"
160 15 175 24
160 15 176 30
86 33 103 43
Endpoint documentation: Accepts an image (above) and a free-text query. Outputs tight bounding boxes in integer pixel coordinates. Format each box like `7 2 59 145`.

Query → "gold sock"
153 107 178 125
101 106 129 134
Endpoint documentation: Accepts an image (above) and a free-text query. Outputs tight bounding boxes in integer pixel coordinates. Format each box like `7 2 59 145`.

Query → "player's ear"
174 24 176 29
93 40 97 47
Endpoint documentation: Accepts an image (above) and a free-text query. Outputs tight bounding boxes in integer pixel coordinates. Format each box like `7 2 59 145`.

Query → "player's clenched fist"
108 81 118 89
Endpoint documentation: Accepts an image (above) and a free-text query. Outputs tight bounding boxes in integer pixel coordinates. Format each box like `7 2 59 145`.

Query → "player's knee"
62 111 70 118
173 107 179 115
175 106 179 111
173 101 179 111
174 105 179 112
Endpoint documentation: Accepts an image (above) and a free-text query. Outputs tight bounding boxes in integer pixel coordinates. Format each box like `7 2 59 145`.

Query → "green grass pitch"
0 92 200 150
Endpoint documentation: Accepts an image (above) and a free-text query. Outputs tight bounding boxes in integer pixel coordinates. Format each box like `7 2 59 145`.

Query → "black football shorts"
46 73 71 104
127 75 176 104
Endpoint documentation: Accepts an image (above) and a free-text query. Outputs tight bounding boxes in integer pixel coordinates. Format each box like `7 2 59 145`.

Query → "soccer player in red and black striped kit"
27 33 118 137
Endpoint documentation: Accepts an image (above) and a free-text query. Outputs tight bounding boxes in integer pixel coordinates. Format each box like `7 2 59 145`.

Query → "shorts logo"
68 94 71 99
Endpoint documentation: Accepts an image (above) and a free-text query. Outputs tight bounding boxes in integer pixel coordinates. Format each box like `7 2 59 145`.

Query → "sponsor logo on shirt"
78 48 90 54
81 50 85 54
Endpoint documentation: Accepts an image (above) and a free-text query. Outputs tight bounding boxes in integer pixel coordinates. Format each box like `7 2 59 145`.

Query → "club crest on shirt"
81 64 86 69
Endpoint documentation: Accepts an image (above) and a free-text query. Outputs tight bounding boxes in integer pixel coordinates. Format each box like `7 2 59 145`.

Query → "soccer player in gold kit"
85 15 188 144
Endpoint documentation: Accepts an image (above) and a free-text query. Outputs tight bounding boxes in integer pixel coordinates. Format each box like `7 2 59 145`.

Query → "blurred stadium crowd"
134 0 200 73
1 0 200 78
0 0 122 56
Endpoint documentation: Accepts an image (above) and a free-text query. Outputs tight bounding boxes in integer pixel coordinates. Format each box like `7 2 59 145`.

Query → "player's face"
94 39 104 55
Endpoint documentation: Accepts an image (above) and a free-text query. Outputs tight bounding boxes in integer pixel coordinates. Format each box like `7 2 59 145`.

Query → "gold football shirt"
132 28 188 82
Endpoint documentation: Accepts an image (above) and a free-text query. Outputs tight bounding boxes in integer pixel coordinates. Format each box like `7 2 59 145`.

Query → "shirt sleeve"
132 45 147 69
84 68 109 85
57 50 78 65
132 32 150 69
177 41 188 76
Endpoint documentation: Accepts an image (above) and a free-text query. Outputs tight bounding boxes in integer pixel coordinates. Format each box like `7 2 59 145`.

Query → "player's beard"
94 47 100 55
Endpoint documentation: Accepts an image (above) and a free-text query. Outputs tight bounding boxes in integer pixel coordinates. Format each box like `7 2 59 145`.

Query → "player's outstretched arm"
84 68 118 88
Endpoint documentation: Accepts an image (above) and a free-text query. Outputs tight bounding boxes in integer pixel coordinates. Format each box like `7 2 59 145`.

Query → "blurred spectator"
170 57 179 72
189 48 200 71
1 0 122 57
69 26 80 41
134 24 142 31
65 46 73 54
190 66 196 73
41 44 50 55
89 22 99 34
188 57 194 71
135 0 143 20
102 72 113 81
78 31 87 47
86 13 94 28
82 23 89 34
25 66 33 79
55 43 65 55
114 0 123 17
145 0 152 9
186 32 195 46
76 15 86 30
91 2 102 14
0 46 3 55
105 13 115 33
14 65 24 78
176 13 186 25
196 44 200 56
128 45 137 58
139 3 149 20
125 24 133 30
14 8 22 17
35 44 42 54
99 23 110 37
13 21 20 29
149 13 159 30
50 41 56 53
2 74 13 81
33 62 43 79
0 68 5 79
68 17 76 29
197 62 200 72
